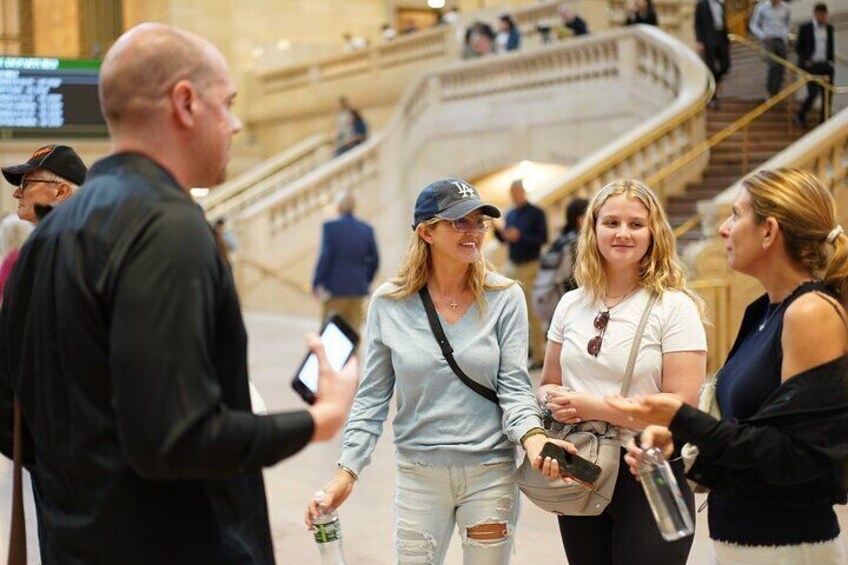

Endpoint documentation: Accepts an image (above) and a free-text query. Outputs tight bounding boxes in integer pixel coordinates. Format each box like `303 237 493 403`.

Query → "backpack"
532 232 577 328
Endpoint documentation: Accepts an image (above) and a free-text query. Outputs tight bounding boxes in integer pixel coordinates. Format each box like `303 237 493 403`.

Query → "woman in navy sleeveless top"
609 168 848 564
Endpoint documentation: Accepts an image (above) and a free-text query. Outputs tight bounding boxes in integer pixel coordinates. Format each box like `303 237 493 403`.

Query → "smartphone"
291 313 359 404
540 442 602 487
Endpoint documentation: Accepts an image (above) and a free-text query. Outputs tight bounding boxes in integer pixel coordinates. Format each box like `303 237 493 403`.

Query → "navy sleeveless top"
710 281 841 545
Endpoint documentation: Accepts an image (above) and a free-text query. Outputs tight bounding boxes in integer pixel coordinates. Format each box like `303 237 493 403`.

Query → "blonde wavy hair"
742 168 848 300
574 179 706 318
382 218 513 311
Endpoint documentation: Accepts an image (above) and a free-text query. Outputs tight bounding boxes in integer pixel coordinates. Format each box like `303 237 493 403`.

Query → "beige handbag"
515 292 658 516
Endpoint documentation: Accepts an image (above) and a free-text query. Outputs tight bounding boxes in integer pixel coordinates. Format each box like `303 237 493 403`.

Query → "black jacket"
0 153 315 563
672 356 848 506
796 21 835 67
694 0 728 48
670 293 847 506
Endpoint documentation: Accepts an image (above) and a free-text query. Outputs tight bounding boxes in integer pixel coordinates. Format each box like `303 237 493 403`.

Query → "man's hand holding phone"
305 335 359 442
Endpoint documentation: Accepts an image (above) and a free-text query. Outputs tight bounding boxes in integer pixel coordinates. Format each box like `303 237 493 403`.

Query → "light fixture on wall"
276 40 291 51
427 0 446 8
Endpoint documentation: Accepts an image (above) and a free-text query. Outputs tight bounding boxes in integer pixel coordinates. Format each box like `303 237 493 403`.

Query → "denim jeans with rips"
393 457 519 564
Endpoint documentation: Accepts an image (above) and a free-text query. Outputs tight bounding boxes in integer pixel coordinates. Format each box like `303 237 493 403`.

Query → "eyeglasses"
449 216 493 233
19 179 62 192
587 310 610 357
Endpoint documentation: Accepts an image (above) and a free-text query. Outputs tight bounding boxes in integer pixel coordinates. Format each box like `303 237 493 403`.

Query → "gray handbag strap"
619 291 659 397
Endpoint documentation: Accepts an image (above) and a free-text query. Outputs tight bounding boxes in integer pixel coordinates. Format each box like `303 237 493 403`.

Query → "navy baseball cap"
412 178 501 230
2 144 87 187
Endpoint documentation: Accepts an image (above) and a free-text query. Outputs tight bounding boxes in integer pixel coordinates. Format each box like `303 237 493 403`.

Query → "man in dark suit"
694 0 730 108
313 192 379 332
796 3 835 127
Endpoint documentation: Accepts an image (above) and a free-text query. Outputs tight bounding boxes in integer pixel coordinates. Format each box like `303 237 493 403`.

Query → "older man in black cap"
2 144 87 223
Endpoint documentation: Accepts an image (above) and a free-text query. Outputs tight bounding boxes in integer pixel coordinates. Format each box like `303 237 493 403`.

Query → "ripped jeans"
393 458 519 564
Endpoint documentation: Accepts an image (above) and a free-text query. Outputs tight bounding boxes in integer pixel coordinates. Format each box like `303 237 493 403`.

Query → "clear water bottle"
312 490 348 565
637 447 695 541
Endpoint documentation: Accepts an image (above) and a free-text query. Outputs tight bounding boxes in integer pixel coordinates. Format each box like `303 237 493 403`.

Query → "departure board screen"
0 56 106 134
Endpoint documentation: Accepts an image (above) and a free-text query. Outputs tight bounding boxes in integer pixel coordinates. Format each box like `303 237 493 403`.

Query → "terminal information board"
0 57 104 130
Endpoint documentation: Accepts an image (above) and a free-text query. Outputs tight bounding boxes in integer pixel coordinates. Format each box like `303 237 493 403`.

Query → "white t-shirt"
547 287 707 398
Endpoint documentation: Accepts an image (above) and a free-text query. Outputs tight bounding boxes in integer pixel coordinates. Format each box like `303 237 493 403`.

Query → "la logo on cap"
451 181 476 198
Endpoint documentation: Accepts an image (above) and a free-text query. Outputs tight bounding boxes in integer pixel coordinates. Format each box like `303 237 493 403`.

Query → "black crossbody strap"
419 287 499 404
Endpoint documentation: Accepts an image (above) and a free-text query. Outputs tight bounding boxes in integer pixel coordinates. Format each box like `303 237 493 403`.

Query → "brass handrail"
729 33 848 96
649 77 808 198
672 213 702 238
725 12 748 32
667 33 848 240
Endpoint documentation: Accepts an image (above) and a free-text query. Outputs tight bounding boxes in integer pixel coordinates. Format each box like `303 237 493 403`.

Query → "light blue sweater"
339 273 542 476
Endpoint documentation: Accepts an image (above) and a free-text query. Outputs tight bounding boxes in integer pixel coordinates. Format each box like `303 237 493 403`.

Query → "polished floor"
0 310 845 563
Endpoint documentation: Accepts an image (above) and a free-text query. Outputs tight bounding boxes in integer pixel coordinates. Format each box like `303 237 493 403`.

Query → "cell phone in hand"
291 313 359 404
540 441 602 487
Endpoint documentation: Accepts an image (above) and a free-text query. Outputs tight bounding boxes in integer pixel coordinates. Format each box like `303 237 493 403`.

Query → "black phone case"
540 442 602 485
291 312 359 404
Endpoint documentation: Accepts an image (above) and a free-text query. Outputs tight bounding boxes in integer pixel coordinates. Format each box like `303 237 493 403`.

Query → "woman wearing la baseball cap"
307 178 573 563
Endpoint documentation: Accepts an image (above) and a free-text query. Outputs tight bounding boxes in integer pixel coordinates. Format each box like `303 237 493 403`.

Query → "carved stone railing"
245 2 564 130
248 2 563 99
686 105 848 339
202 133 332 221
245 1 701 154
252 27 454 99
233 26 712 315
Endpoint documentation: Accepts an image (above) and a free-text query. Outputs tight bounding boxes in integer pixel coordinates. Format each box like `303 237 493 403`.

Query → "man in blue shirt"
313 192 379 332
495 179 548 368
749 0 791 98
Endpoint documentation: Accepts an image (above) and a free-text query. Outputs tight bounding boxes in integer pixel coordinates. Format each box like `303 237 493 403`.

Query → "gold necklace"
602 285 640 310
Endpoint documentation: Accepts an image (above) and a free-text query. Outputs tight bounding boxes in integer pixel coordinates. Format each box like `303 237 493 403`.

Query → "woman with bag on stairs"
305 178 572 564
538 179 708 564
610 168 848 565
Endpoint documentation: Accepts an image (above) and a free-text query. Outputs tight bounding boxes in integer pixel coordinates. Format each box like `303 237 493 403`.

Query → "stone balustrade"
245 0 701 153
203 133 333 221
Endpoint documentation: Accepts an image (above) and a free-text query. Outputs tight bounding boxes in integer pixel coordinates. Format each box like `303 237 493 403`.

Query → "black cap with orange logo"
2 144 87 187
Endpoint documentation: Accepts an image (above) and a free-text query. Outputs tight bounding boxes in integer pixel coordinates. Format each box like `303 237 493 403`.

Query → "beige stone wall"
33 0 80 57
122 0 170 27
122 0 388 67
